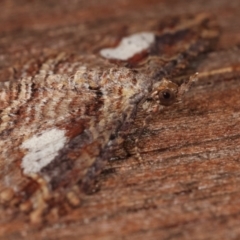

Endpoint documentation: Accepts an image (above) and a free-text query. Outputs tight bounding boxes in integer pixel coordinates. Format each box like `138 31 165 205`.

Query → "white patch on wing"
21 128 67 174
100 32 155 60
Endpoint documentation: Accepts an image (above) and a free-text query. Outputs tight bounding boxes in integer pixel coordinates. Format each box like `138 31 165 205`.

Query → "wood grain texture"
1 0 240 239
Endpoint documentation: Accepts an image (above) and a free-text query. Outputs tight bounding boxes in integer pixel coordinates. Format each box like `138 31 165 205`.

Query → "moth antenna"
177 72 199 99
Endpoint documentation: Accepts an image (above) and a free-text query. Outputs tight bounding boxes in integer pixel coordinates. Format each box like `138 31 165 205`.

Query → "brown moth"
0 13 219 223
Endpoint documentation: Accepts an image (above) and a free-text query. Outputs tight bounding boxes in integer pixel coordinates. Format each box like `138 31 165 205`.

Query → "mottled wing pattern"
0 65 149 194
0 13 218 222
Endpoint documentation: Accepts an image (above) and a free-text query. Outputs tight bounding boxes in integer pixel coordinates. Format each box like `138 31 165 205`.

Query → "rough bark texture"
1 0 240 239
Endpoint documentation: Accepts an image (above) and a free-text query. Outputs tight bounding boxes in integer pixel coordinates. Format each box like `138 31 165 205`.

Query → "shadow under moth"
0 13 219 223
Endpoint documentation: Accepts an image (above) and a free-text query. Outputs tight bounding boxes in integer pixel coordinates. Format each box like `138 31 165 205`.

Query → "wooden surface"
1 0 240 239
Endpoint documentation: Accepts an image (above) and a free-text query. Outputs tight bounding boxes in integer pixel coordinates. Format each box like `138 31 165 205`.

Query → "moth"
0 13 219 223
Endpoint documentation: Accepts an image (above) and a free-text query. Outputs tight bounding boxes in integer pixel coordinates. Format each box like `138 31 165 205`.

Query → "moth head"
146 74 198 112
150 78 178 106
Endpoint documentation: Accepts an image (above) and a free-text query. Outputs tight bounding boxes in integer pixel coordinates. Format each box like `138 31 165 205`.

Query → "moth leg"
108 104 142 160
133 114 154 161
103 120 134 161
122 98 149 160
81 148 110 194
108 134 130 160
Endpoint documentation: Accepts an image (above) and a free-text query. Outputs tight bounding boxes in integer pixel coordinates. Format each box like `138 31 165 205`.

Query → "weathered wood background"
1 0 240 239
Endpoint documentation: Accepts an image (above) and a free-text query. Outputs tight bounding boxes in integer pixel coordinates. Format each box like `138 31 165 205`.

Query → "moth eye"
159 89 176 106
